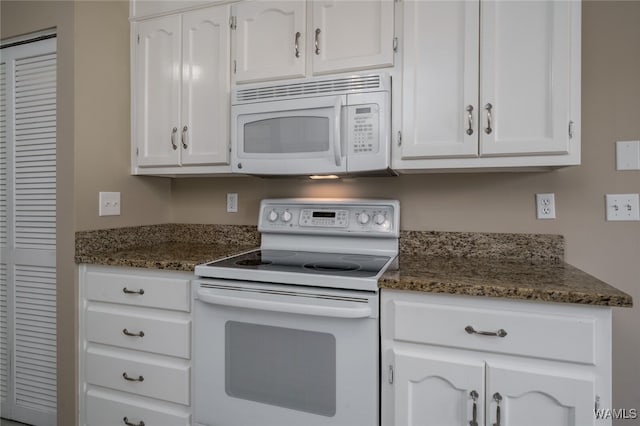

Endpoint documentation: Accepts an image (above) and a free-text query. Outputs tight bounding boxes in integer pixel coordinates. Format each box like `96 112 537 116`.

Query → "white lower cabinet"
382 290 612 426
79 265 193 426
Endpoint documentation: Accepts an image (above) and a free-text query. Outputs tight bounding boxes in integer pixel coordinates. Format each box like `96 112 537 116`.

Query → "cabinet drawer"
391 298 596 364
86 305 190 358
86 388 190 426
86 271 190 311
86 347 190 405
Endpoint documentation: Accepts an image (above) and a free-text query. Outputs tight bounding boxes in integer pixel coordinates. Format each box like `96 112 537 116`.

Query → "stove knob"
281 211 293 223
357 212 370 225
374 213 386 225
267 210 279 222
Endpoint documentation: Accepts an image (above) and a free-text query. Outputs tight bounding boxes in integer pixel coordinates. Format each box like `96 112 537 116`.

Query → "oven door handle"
197 290 372 319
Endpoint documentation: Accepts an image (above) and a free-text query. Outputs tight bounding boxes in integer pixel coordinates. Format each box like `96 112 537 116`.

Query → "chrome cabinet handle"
123 417 145 426
484 103 493 134
122 372 144 382
171 126 178 150
122 328 144 338
122 287 144 295
493 393 502 426
294 31 301 58
315 28 321 55
465 325 507 338
181 125 188 149
466 105 474 135
469 390 479 426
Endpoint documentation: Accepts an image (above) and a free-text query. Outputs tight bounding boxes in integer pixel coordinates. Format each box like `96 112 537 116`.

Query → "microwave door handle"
197 289 371 319
333 97 343 167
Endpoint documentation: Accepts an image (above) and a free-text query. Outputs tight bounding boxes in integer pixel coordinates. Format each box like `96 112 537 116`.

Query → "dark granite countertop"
380 255 633 308
75 225 632 308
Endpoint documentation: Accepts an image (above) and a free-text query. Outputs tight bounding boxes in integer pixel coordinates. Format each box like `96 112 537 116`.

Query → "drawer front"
86 388 190 426
86 347 190 405
86 305 190 358
391 299 596 364
86 271 190 311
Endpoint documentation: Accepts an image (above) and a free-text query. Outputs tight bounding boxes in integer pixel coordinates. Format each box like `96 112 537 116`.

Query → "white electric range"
193 198 399 426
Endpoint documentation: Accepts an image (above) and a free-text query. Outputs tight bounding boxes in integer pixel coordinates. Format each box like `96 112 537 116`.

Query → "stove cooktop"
202 249 391 279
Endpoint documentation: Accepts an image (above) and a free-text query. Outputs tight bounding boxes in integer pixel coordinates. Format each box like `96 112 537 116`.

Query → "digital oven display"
312 211 336 218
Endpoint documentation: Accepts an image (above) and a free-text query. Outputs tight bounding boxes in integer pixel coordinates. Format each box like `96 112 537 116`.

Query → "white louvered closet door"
0 36 57 426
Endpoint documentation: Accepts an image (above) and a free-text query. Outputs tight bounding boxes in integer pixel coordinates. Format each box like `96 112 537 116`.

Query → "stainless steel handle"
493 393 502 426
123 417 145 426
315 28 321 55
122 328 144 338
333 97 343 167
122 372 144 382
485 103 493 134
171 126 178 150
122 287 144 295
181 125 188 149
294 31 301 58
465 325 507 338
466 105 474 135
469 390 479 426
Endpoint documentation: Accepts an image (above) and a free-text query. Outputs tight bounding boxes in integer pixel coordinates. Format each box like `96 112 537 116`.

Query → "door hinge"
568 120 574 139
233 59 237 74
230 16 237 30
595 395 600 411
137 34 140 44
397 131 402 146
393 37 398 53
136 147 139 156
388 365 394 384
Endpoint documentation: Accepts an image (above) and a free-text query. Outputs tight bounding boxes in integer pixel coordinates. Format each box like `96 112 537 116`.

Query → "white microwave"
231 73 394 177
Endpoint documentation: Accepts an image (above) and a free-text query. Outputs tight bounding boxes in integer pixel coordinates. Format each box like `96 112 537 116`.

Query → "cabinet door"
400 0 479 159
232 1 306 84
389 350 485 426
134 15 181 167
181 6 231 166
311 0 394 75
486 363 595 426
480 1 578 156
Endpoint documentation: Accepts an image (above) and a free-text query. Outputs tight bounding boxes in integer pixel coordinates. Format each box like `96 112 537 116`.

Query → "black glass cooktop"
204 249 391 278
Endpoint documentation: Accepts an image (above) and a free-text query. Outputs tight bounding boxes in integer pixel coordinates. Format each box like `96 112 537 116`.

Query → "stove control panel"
259 199 399 237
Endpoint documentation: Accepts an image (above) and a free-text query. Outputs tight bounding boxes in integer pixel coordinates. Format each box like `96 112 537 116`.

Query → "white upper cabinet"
135 15 182 167
232 1 306 84
132 5 231 175
395 0 581 170
231 0 395 84
311 0 394 75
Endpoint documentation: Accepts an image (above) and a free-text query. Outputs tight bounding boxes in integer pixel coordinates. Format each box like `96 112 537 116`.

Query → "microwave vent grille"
235 74 382 103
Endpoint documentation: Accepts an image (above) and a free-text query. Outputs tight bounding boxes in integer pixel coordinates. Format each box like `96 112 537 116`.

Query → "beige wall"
171 1 640 418
2 0 639 424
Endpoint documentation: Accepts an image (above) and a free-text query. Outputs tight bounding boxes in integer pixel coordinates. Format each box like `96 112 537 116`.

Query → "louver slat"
0 61 7 247
0 264 8 402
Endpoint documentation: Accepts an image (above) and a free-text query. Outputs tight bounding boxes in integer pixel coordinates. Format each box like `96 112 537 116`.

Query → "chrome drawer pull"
171 126 178 150
466 105 474 135
123 417 145 426
122 287 144 295
315 28 321 54
485 103 493 134
294 31 301 58
469 390 479 426
181 125 188 149
122 328 144 338
122 372 144 382
493 393 502 426
465 325 507 338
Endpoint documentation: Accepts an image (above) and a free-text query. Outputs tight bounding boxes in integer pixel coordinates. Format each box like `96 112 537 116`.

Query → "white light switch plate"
605 194 639 221
616 140 640 170
99 192 121 216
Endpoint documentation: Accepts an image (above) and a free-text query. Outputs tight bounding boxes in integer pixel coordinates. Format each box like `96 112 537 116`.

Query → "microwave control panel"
349 104 380 154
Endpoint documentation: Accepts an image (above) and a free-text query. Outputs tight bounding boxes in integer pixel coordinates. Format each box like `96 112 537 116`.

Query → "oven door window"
225 321 336 417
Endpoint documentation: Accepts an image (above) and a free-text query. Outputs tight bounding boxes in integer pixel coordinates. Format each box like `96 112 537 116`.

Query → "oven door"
193 280 378 426
231 95 347 176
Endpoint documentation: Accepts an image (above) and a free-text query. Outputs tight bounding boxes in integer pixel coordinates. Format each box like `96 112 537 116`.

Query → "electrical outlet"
536 193 556 219
605 194 640 221
227 193 238 213
99 192 121 216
